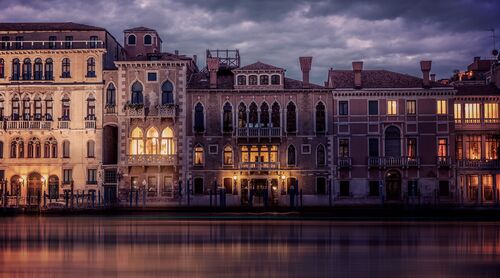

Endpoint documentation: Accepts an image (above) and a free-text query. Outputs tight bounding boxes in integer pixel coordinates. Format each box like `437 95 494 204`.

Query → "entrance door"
28 172 42 205
48 175 59 200
385 170 401 201
104 185 117 205
252 179 268 206
240 179 249 205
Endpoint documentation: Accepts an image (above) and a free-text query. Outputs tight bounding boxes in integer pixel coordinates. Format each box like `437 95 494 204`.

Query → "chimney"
474 56 480 62
352 61 363 89
420 60 432 88
207 57 219 89
299 57 312 86
193 54 197 66
430 73 436 82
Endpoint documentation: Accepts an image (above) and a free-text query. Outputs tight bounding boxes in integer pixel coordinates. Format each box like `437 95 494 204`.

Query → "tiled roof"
236 61 284 71
124 26 156 32
456 84 500 96
123 52 192 62
0 22 105 31
284 77 325 89
329 70 449 89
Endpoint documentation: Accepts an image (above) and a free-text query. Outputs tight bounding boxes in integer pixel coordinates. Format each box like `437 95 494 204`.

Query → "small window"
301 144 311 154
63 169 72 184
406 100 416 115
194 178 204 195
438 138 448 157
194 103 205 132
87 169 97 184
437 99 447 115
223 145 233 165
128 34 136 45
144 34 152 45
209 145 218 154
271 75 280 85
86 57 96 77
89 36 98 48
316 177 327 195
248 75 258 85
62 140 70 158
339 101 348 115
147 72 157 81
316 145 326 166
387 100 398 115
48 36 56 49
237 75 247 85
260 75 269 85
287 145 296 166
87 140 95 158
368 100 378 115
62 58 71 78
339 181 350 197
369 181 379 196
194 145 204 165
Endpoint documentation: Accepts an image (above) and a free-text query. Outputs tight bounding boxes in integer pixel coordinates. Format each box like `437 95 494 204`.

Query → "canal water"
0 216 499 277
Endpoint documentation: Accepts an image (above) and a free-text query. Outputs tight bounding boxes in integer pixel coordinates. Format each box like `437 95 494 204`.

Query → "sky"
1 0 499 84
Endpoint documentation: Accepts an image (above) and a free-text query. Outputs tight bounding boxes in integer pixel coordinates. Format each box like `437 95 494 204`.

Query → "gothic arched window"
238 103 247 128
316 102 326 133
161 81 174 105
131 81 143 105
222 102 233 133
316 144 325 166
260 102 269 128
287 145 296 166
286 102 297 133
194 103 205 133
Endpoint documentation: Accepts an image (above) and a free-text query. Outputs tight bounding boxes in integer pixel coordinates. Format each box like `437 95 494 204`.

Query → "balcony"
457 159 499 169
84 116 96 129
127 154 176 166
239 161 280 170
437 156 451 167
104 105 116 114
4 120 52 130
237 127 281 138
337 157 352 168
58 119 70 129
0 40 104 51
368 156 420 168
151 104 176 118
125 104 145 118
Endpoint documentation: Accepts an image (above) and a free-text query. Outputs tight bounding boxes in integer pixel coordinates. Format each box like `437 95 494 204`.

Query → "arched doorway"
9 175 21 196
103 125 118 165
48 175 59 200
27 172 42 204
385 126 401 157
385 170 401 201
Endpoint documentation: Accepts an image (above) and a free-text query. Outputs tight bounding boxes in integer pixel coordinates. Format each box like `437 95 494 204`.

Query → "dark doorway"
385 170 401 201
252 179 268 205
103 125 118 165
385 126 401 157
48 175 59 199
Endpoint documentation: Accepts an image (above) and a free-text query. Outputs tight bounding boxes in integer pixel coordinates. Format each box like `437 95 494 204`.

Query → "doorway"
28 172 42 205
252 179 268 206
385 170 401 201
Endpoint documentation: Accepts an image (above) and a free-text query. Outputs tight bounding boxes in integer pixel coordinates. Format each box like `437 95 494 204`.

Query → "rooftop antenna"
486 28 498 57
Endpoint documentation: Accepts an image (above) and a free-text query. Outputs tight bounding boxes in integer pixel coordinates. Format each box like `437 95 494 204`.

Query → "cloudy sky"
1 0 499 84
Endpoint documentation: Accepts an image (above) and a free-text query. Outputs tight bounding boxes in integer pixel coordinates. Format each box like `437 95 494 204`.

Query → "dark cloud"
0 0 499 84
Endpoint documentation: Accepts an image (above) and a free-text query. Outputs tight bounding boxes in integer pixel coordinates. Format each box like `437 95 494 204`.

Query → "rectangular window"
339 139 349 157
368 138 379 157
407 138 417 158
369 181 379 196
301 144 311 154
1 36 9 50
64 36 73 49
454 103 462 123
439 181 449 196
89 36 98 48
456 135 463 159
63 169 72 184
15 36 23 49
438 138 448 157
437 99 447 115
162 176 173 197
484 103 499 123
208 145 218 154
147 72 157 81
485 135 499 160
147 176 157 196
405 100 415 115
368 100 378 115
223 178 233 194
87 169 97 184
48 36 56 49
466 135 481 159
316 177 327 195
194 177 204 195
408 180 419 197
338 101 348 115
387 100 398 115
464 103 480 123
339 181 350 197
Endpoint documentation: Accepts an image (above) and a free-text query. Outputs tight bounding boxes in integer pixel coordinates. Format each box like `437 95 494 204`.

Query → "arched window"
237 75 246 85
61 95 70 120
10 137 24 158
130 127 144 155
260 102 269 128
128 34 136 45
317 144 325 166
62 140 70 158
194 103 205 133
12 58 20 80
161 81 174 105
44 58 53 80
271 102 280 127
238 103 247 128
260 75 269 85
22 95 30 120
249 75 258 85
315 102 326 133
146 128 159 154
131 81 143 104
44 137 57 158
22 58 31 80
106 83 116 106
222 102 233 133
0 58 4 78
62 58 70 78
248 102 258 127
33 95 42 120
385 126 401 157
86 57 96 77
271 74 280 85
286 102 297 133
33 58 43 80
45 96 53 120
28 137 41 158
86 95 96 119
11 95 20 120
144 34 152 45
87 140 95 158
194 145 204 165
287 145 296 166
223 145 233 165
160 127 175 155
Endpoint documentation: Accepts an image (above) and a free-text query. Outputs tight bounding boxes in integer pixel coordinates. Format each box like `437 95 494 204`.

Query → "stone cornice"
332 88 456 97
0 49 106 55
115 61 187 68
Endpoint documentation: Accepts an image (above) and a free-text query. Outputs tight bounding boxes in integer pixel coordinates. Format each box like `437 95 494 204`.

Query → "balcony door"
385 126 401 157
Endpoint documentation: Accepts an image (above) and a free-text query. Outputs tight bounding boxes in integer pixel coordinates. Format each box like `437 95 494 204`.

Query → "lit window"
464 103 480 123
339 139 349 157
437 99 447 115
407 138 417 158
223 145 233 165
160 127 175 155
387 100 397 115
194 145 204 165
466 135 481 159
146 128 159 154
406 100 416 115
130 128 144 155
484 103 498 123
438 138 448 157
485 135 499 160
454 103 462 122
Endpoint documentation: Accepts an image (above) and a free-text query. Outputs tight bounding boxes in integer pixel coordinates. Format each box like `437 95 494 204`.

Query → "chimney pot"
299 57 312 86
420 60 432 88
352 61 363 89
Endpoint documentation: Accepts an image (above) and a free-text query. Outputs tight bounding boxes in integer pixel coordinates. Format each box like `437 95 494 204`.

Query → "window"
87 169 97 184
161 81 174 105
22 96 30 120
86 57 96 77
368 100 378 115
131 81 143 104
89 36 98 48
286 102 297 133
11 96 20 120
454 103 462 122
12 58 20 80
61 95 70 120
439 181 449 196
147 72 157 81
64 36 73 49
86 95 96 119
271 74 280 85
339 139 349 157
62 140 70 158
438 138 448 157
316 102 326 133
22 58 31 80
34 58 43 80
260 102 269 128
369 138 379 157
238 103 247 128
160 127 175 155
194 145 204 165
0 96 3 119
144 34 152 45
194 103 205 132
407 138 417 158
316 177 327 194
130 128 145 155
406 100 416 115
339 181 350 197
1 36 9 50
15 36 23 49
408 180 418 197
260 75 269 85
27 137 41 158
162 176 173 197
466 135 481 159
437 99 447 115
106 83 116 106
44 58 53 80
223 145 233 165
194 178 204 195
44 137 57 158
147 176 157 196
34 96 42 120
316 144 326 166
222 102 233 133
248 75 257 85
465 103 480 122
0 58 4 78
271 102 280 127
248 102 258 127
338 101 348 115
63 169 72 184
385 126 401 157
209 145 218 154
10 137 24 158
48 36 56 49
301 144 311 154
0 141 3 158
61 58 70 78
485 135 499 160
223 178 233 194
287 145 296 166
484 103 499 122
387 100 398 115
237 75 247 85
87 140 95 158
369 181 379 196
455 135 463 160
128 34 136 45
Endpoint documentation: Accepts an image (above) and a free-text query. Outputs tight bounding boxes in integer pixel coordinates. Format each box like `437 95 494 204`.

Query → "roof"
467 60 494 72
236 61 284 71
0 22 106 32
329 70 450 89
120 52 193 62
455 84 500 96
124 26 156 32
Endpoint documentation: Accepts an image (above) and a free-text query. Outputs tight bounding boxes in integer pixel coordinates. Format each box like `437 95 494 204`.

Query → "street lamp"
233 175 238 195
281 174 286 195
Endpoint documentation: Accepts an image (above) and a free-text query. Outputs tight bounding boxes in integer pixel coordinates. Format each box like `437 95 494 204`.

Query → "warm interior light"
233 175 237 181
281 175 286 180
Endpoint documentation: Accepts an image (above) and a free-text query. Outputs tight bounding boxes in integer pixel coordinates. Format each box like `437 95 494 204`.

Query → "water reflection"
0 216 499 277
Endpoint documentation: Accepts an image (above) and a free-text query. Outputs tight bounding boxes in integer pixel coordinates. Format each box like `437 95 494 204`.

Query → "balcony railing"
127 154 176 166
125 104 145 117
237 127 281 137
0 40 104 51
58 120 70 129
4 120 52 130
239 161 280 170
455 118 500 125
337 157 352 168
437 156 451 167
84 117 96 129
104 105 116 114
457 159 499 169
368 156 420 168
153 104 176 118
